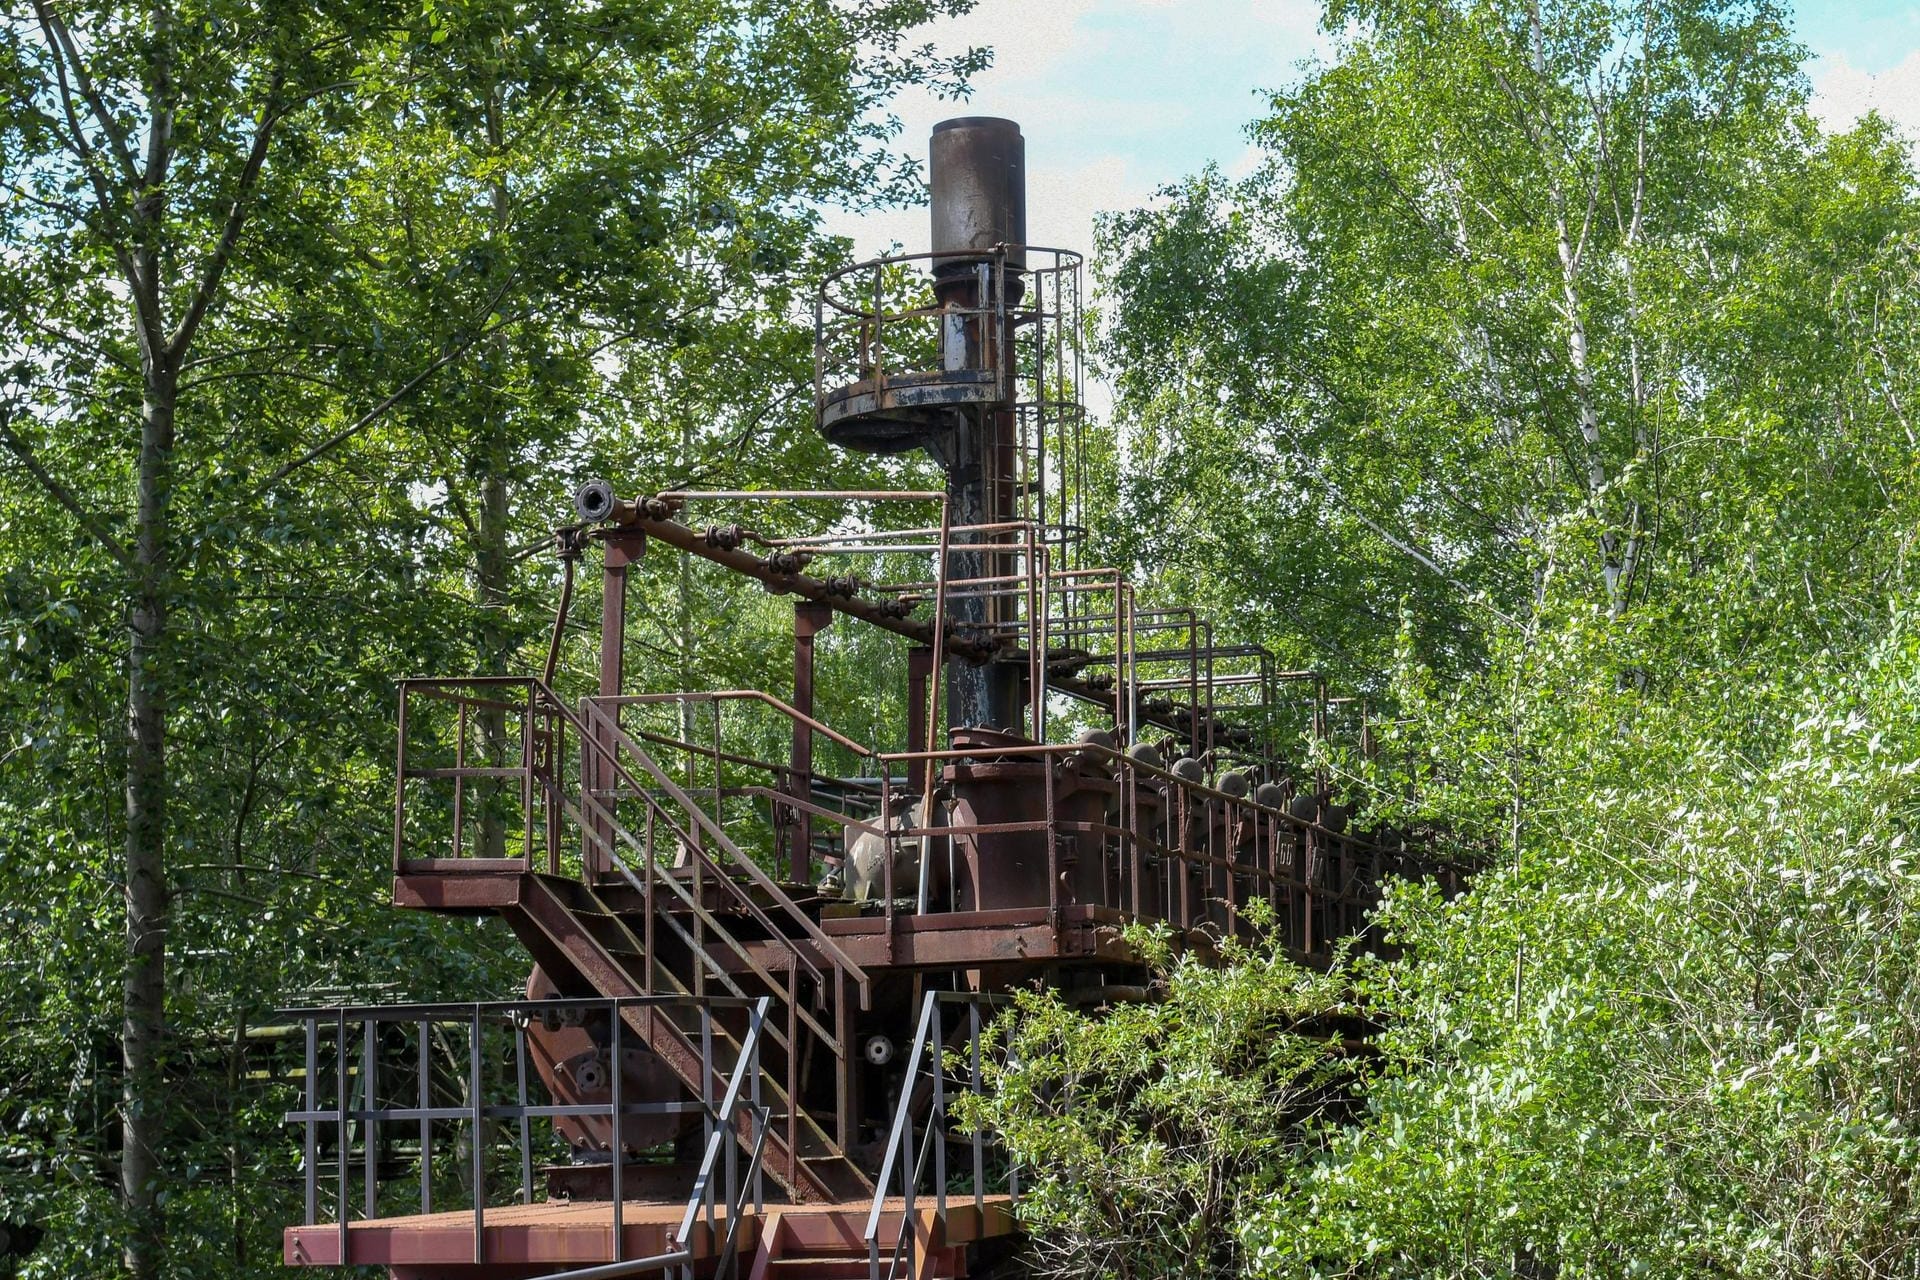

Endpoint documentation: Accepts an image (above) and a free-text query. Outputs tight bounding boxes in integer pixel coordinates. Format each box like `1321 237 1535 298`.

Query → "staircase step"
766 1259 869 1277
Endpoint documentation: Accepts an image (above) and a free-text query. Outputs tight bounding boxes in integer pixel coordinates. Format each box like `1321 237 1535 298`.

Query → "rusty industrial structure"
278 118 1455 1279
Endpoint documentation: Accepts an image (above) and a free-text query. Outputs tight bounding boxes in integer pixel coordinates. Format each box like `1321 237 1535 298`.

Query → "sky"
821 1 1920 263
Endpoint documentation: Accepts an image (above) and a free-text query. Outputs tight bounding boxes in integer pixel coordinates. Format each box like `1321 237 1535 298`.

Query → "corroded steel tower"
271 119 1456 1280
822 117 1032 733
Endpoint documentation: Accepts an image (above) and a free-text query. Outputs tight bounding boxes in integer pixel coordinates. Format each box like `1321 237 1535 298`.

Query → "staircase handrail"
452 676 866 1003
545 767 828 1041
578 693 873 1000
865 991 1012 1280
675 996 771 1262
520 688 855 1058
603 689 884 763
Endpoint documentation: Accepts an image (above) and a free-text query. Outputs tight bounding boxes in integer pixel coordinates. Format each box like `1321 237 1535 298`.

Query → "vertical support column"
303 1019 318 1226
790 600 834 883
599 536 636 697
469 1005 484 1264
906 646 934 789
833 968 855 1154
587 535 640 880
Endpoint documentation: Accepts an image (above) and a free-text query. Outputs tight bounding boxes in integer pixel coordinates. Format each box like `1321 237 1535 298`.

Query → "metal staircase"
390 676 872 1204
512 875 870 1202
747 1210 962 1280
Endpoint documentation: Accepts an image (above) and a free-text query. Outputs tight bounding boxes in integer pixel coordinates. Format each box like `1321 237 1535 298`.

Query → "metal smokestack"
929 118 1026 286
928 117 1027 733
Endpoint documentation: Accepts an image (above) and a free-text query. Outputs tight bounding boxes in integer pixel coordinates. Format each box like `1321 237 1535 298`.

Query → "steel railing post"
931 1004 946 1229
362 1018 377 1219
393 689 409 873
335 1010 347 1264
612 1004 624 1260
418 1019 432 1214
516 1016 532 1205
470 1005 484 1265
303 1018 317 1227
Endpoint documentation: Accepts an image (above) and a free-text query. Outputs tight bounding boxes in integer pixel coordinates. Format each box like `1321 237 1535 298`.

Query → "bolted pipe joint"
574 477 618 523
572 480 678 526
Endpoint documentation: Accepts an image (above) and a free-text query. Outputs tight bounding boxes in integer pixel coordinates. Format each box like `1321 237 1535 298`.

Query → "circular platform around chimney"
816 367 1001 454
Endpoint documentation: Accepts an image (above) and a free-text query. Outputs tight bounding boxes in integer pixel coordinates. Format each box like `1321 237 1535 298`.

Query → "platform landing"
284 1195 1016 1277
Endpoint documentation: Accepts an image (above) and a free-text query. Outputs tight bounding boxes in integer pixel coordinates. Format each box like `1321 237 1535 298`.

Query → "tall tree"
985 5 1920 1276
1098 0 1917 684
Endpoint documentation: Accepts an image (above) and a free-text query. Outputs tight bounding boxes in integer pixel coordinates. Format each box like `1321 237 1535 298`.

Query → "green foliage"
960 917 1356 1280
1095 0 1920 685
1233 601 1920 1278
975 3 1920 1279
981 596 1920 1279
0 1 976 1275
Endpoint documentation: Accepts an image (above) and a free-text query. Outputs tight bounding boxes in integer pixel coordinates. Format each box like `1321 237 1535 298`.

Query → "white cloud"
821 0 1323 262
1224 143 1266 180
822 0 1133 261
1810 49 1920 139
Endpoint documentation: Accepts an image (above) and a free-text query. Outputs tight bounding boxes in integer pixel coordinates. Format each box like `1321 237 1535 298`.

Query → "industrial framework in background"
275 118 1463 1280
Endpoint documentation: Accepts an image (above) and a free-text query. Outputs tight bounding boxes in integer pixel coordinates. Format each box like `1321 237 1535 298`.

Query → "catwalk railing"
812 248 1084 422
280 994 770 1278
566 690 1414 956
576 490 1384 784
389 674 1445 965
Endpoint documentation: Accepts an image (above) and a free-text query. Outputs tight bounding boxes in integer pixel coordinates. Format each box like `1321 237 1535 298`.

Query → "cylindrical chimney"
930 117 1026 282
924 117 1027 734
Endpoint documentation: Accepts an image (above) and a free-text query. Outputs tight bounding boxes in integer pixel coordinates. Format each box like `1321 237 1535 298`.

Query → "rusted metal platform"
283 1195 1015 1277
394 870 1144 970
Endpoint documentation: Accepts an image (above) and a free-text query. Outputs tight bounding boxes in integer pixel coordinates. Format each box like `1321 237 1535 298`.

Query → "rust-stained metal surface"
930 118 1026 280
284 1196 1013 1275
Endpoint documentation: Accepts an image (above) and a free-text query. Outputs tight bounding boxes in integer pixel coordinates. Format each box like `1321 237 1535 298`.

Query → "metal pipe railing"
392 671 1427 965
281 994 769 1277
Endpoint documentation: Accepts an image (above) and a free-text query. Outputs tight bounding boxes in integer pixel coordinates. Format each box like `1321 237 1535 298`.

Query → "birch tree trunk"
123 367 174 1280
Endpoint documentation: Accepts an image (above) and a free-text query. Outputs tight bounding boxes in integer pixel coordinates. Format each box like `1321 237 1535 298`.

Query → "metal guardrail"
674 1000 770 1276
280 993 770 1279
391 677 871 994
813 247 1018 413
390 676 868 1195
389 673 1437 969
865 990 1014 1280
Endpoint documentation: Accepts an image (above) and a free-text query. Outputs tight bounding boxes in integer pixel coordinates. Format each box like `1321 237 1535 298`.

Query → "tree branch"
33 3 140 185
168 74 285 360
0 406 133 568
1286 444 1518 627
248 297 527 499
32 5 143 297
142 0 175 193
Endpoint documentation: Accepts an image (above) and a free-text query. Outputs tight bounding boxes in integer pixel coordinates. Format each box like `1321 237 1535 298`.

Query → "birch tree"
1098 0 1915 679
